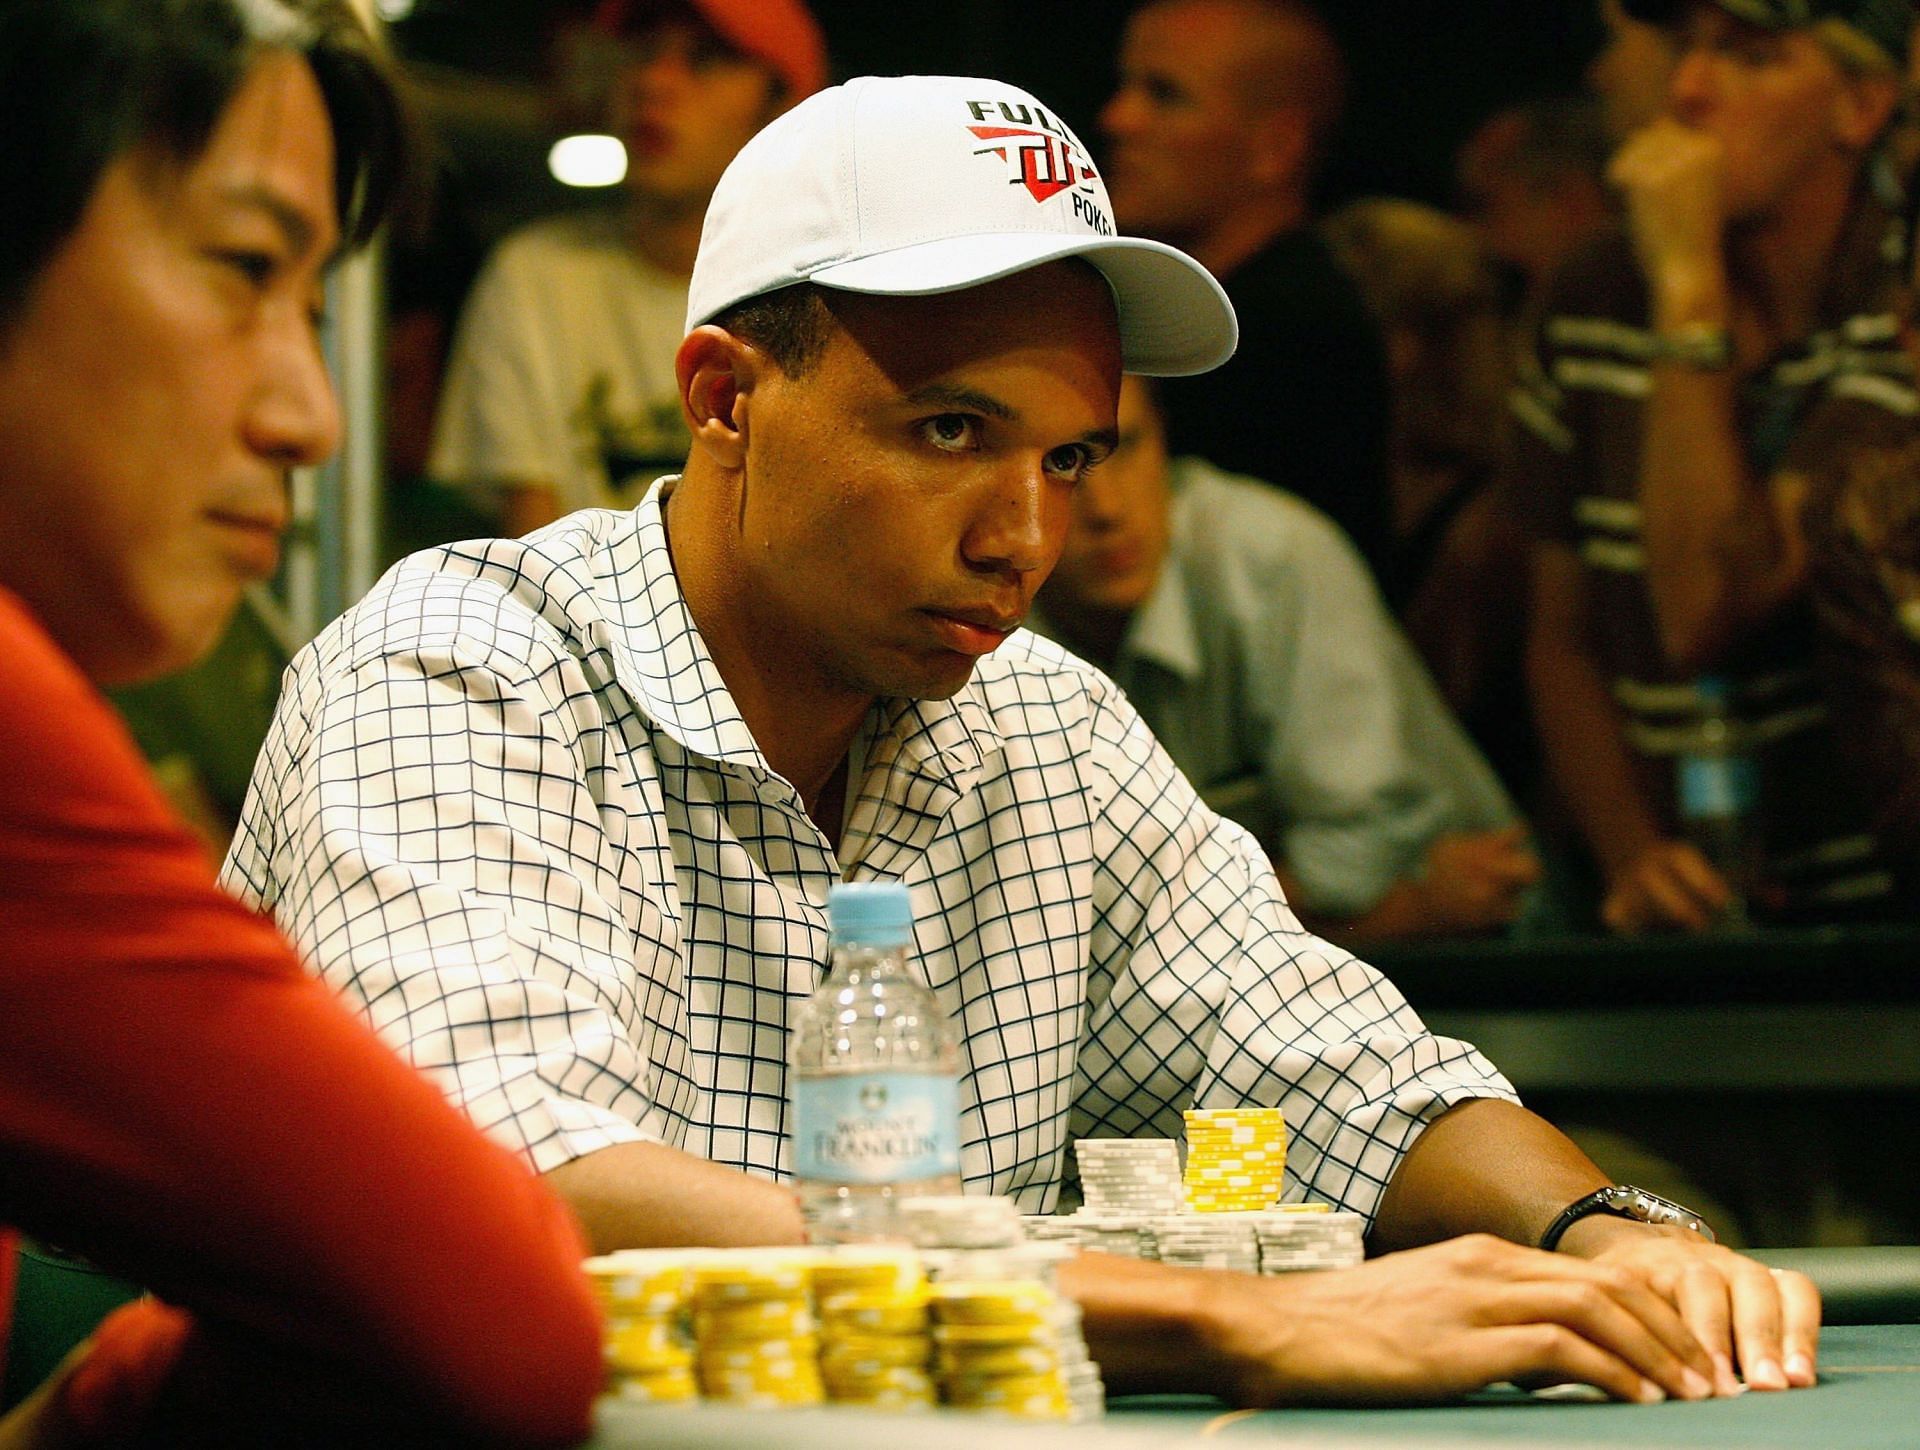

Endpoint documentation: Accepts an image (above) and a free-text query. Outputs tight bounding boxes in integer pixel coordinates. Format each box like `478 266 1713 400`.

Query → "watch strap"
1539 1184 1716 1252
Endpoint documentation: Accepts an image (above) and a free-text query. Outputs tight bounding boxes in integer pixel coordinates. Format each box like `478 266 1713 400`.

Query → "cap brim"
809 233 1238 377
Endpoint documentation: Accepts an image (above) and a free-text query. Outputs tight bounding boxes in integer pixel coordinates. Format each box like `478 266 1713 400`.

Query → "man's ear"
1833 70 1900 151
1247 105 1312 192
677 324 759 470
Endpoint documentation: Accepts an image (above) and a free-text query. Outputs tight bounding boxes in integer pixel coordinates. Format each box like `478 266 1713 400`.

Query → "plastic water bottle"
791 881 962 1243
1676 675 1762 926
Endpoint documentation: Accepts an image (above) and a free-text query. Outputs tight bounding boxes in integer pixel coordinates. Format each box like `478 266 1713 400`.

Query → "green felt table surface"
591 1324 1920 1448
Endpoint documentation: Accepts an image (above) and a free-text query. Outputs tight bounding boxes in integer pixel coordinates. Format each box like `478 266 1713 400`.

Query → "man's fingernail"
1750 1357 1786 1390
1785 1353 1815 1385
1638 1378 1667 1404
1682 1368 1713 1400
1713 1354 1740 1397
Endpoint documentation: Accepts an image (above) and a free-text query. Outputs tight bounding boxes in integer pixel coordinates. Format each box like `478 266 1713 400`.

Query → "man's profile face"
1663 5 1858 222
0 51 341 685
608 13 784 210
1590 0 1676 143
723 263 1122 705
1100 0 1274 241
1044 375 1173 619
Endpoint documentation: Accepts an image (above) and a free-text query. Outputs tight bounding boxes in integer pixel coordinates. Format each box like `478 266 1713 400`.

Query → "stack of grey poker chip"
1044 1292 1106 1421
1075 1138 1184 1216
1020 1213 1087 1248
1252 1210 1365 1273
896 1195 1025 1250
1148 1213 1261 1273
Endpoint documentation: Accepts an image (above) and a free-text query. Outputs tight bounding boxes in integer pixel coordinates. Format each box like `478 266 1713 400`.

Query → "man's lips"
925 607 1021 657
206 509 286 575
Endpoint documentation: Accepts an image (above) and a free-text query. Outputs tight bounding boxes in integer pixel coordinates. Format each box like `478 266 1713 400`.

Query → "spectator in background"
1321 199 1537 803
1590 0 1680 142
1100 0 1396 588
1752 160 1920 898
1031 377 1537 944
1455 97 1616 320
429 0 825 535
0 0 601 1443
1515 0 1908 933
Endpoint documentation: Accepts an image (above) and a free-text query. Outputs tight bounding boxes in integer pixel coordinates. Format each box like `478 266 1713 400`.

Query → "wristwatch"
1539 1184 1716 1252
1648 322 1732 370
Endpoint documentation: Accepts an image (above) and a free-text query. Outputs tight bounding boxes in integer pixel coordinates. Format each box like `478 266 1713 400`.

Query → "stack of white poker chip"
1252 1208 1365 1274
1020 1214 1086 1248
1075 1138 1186 1217
1071 1214 1158 1258
896 1195 1025 1250
1147 1213 1261 1273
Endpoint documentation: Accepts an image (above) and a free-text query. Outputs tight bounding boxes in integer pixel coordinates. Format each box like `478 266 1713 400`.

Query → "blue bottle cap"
828 881 912 948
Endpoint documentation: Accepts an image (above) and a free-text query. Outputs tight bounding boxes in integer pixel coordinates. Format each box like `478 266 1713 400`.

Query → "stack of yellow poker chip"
928 1280 1072 1420
811 1248 936 1410
585 1250 696 1405
1183 1107 1286 1213
688 1249 824 1408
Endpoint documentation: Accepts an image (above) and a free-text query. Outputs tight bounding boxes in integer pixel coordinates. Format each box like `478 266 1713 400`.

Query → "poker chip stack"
1075 1138 1186 1216
1147 1213 1261 1272
1252 1208 1365 1274
928 1279 1079 1421
895 1194 1025 1250
688 1249 825 1408
586 1250 697 1405
1020 1214 1087 1249
811 1247 937 1411
1183 1107 1286 1213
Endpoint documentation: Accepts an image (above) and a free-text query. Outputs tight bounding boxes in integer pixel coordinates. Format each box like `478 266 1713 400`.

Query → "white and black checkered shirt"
222 481 1515 1227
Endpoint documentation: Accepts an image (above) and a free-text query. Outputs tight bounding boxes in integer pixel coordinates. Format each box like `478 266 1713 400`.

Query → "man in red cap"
429 0 827 536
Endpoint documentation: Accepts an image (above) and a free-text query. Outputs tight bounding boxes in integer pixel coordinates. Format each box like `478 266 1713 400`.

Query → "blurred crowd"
139 0 1920 947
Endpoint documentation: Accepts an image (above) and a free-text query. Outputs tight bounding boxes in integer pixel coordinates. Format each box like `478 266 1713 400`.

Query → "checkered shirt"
221 481 1517 1228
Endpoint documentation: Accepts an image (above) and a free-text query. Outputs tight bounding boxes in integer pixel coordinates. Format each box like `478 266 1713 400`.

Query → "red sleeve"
0 590 602 1446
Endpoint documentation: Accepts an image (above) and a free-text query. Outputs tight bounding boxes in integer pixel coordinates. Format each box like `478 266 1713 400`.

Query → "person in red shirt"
0 2 602 1443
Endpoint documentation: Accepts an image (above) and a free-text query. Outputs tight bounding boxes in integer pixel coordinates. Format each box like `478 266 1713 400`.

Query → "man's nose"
964 464 1060 577
246 320 341 469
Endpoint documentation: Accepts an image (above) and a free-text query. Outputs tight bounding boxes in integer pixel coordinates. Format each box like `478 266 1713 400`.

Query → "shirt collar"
618 478 1002 789
1121 548 1204 682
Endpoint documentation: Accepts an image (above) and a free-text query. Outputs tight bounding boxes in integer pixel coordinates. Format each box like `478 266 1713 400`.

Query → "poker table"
589 1322 1920 1448
1366 924 1920 1092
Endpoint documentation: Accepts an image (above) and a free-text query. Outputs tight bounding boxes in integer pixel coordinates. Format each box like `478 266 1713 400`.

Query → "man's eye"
217 250 277 287
922 414 979 451
1045 444 1094 481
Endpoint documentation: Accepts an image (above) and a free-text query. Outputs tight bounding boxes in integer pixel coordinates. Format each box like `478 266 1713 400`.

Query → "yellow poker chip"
927 1281 1054 1323
810 1248 924 1299
935 1342 1060 1377
698 1339 820 1370
942 1373 1071 1407
694 1299 817 1340
690 1250 820 1302
821 1364 937 1393
818 1291 930 1336
603 1318 693 1373
931 1324 1053 1350
605 1369 698 1404
819 1335 932 1370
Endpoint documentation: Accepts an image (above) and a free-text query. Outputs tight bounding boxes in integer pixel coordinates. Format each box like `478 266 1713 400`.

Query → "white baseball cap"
685 74 1238 377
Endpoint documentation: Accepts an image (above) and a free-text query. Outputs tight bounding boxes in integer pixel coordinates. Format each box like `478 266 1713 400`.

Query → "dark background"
387 0 1609 227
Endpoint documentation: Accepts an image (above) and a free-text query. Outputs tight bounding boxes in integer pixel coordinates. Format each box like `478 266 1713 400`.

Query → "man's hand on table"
1602 839 1734 934
1557 1214 1821 1396
1187 1234 1719 1406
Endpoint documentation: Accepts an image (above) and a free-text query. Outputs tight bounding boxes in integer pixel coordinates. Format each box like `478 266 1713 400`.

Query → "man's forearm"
1638 347 1785 668
543 1140 808 1256
1371 1098 1609 1254
1526 547 1666 877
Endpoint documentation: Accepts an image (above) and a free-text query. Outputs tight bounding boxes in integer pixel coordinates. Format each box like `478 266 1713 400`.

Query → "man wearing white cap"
230 75 1811 1404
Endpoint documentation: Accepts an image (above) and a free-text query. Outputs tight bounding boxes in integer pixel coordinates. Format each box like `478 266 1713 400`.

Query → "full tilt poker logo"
964 98 1113 235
